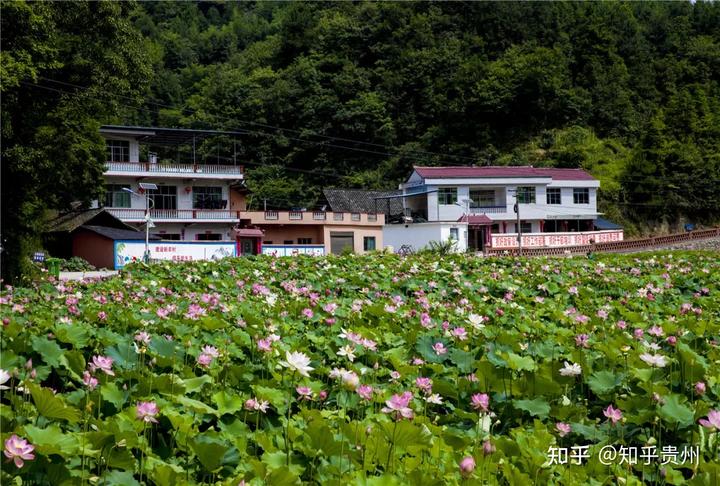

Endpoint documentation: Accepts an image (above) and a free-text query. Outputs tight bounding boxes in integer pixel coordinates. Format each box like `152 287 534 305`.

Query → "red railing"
106 208 240 220
106 161 243 176
486 228 720 256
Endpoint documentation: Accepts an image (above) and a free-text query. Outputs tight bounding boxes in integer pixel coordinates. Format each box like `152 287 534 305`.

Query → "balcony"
244 210 384 226
106 208 240 222
469 205 507 215
105 161 243 180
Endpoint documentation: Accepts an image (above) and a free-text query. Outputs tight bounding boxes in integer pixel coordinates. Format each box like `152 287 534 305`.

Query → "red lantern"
185 186 192 193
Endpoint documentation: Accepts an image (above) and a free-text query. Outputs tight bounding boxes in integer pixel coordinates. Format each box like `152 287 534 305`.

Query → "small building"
45 208 158 268
384 166 623 252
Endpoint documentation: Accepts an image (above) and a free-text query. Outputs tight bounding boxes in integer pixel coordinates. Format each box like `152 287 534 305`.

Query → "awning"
234 228 264 238
593 217 623 230
457 214 493 225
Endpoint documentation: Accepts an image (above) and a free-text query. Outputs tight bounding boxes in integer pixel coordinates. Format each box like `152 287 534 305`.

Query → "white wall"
383 223 468 252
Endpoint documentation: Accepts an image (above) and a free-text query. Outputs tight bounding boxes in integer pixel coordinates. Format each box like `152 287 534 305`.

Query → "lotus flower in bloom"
202 345 220 358
0 369 10 390
432 342 447 356
296 386 313 401
89 355 114 376
197 353 213 367
695 382 706 395
357 385 373 401
136 401 159 423
604 405 623 425
559 361 582 377
82 371 98 390
279 351 314 377
471 393 490 412
639 353 668 368
4 435 35 468
424 393 443 404
459 456 475 477
415 377 433 394
134 332 151 345
699 410 720 431
244 398 269 413
556 422 571 437
337 345 356 362
382 391 414 420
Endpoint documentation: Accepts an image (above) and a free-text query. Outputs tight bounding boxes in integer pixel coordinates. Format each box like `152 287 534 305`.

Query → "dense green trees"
132 1 720 230
2 1 719 280
1 1 151 281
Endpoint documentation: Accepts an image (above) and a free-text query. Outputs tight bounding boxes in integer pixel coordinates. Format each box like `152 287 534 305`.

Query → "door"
239 238 255 256
330 232 354 255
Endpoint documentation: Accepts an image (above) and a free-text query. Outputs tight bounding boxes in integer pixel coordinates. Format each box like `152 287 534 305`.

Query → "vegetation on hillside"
3 1 720 279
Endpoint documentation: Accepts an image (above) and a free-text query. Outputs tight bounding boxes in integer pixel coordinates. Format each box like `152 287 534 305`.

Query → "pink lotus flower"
3 435 34 468
389 371 401 381
556 422 571 437
202 345 220 358
432 342 447 356
616 320 627 330
471 393 490 412
667 336 677 346
482 440 496 456
604 404 623 425
82 371 98 390
296 386 313 401
382 391 414 420
699 410 720 431
459 456 475 477
197 353 213 367
257 338 272 352
134 332 151 345
420 313 432 328
575 334 589 348
89 355 114 376
302 308 314 319
244 398 269 413
136 401 159 423
633 328 644 339
415 377 433 394
452 327 468 341
695 382 706 395
648 325 664 337
357 385 373 401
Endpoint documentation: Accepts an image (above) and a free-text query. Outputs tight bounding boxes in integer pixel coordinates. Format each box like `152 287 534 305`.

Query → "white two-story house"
383 166 623 252
96 125 247 241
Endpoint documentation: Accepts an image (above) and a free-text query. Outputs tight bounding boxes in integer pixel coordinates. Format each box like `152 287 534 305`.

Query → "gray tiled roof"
46 208 137 233
80 225 159 241
323 188 404 215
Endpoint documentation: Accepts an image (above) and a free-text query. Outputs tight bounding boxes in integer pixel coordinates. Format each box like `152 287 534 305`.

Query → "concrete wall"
322 225 383 254
258 225 325 245
383 223 468 252
140 223 236 241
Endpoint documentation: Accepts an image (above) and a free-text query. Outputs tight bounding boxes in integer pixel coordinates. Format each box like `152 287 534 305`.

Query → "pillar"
539 220 544 232
502 221 507 233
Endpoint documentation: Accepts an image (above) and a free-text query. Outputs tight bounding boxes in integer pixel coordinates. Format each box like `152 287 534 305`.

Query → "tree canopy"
2 1 720 279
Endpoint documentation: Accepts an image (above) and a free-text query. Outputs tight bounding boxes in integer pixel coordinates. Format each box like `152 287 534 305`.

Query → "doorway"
239 238 257 256
468 226 488 252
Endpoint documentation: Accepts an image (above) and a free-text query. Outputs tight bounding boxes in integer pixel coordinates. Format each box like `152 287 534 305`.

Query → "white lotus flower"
468 314 485 330
279 351 314 377
639 353 668 368
337 345 356 362
559 361 582 377
0 369 11 390
424 393 443 404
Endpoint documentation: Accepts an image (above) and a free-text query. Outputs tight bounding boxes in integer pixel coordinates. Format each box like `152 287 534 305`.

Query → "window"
333 212 344 221
368 213 377 222
103 184 131 208
148 185 177 210
196 233 221 241
470 189 495 208
546 188 561 205
449 228 459 240
520 221 532 234
106 140 129 162
516 187 536 204
351 213 361 221
154 233 181 241
491 223 500 233
263 240 273 245
193 187 223 209
298 238 312 245
438 187 458 205
363 236 376 251
573 188 590 204
283 240 293 245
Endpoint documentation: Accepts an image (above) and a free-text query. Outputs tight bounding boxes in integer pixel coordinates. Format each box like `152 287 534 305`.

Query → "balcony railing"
106 208 240 220
105 161 243 176
289 211 303 220
469 205 507 214
313 211 326 220
264 211 279 220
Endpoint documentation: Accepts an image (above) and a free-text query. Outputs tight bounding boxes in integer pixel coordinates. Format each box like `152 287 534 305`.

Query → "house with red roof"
383 166 623 252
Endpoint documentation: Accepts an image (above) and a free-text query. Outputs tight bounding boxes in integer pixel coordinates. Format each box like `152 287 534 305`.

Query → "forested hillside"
2 1 720 279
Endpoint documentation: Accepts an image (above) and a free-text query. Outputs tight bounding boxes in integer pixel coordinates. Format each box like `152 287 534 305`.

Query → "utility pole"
263 198 267 211
513 189 522 257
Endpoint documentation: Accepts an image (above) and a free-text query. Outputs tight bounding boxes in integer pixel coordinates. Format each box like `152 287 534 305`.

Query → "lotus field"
1 252 720 485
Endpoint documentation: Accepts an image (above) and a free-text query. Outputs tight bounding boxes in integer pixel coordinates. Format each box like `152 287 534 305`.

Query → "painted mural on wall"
261 245 325 257
114 241 237 269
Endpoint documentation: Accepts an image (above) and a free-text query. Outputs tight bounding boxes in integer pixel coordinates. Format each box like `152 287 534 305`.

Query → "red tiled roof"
457 214 493 225
413 166 596 181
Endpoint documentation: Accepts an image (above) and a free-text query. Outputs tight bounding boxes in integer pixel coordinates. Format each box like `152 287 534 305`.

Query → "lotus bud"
483 440 496 456
695 382 706 395
459 456 476 477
